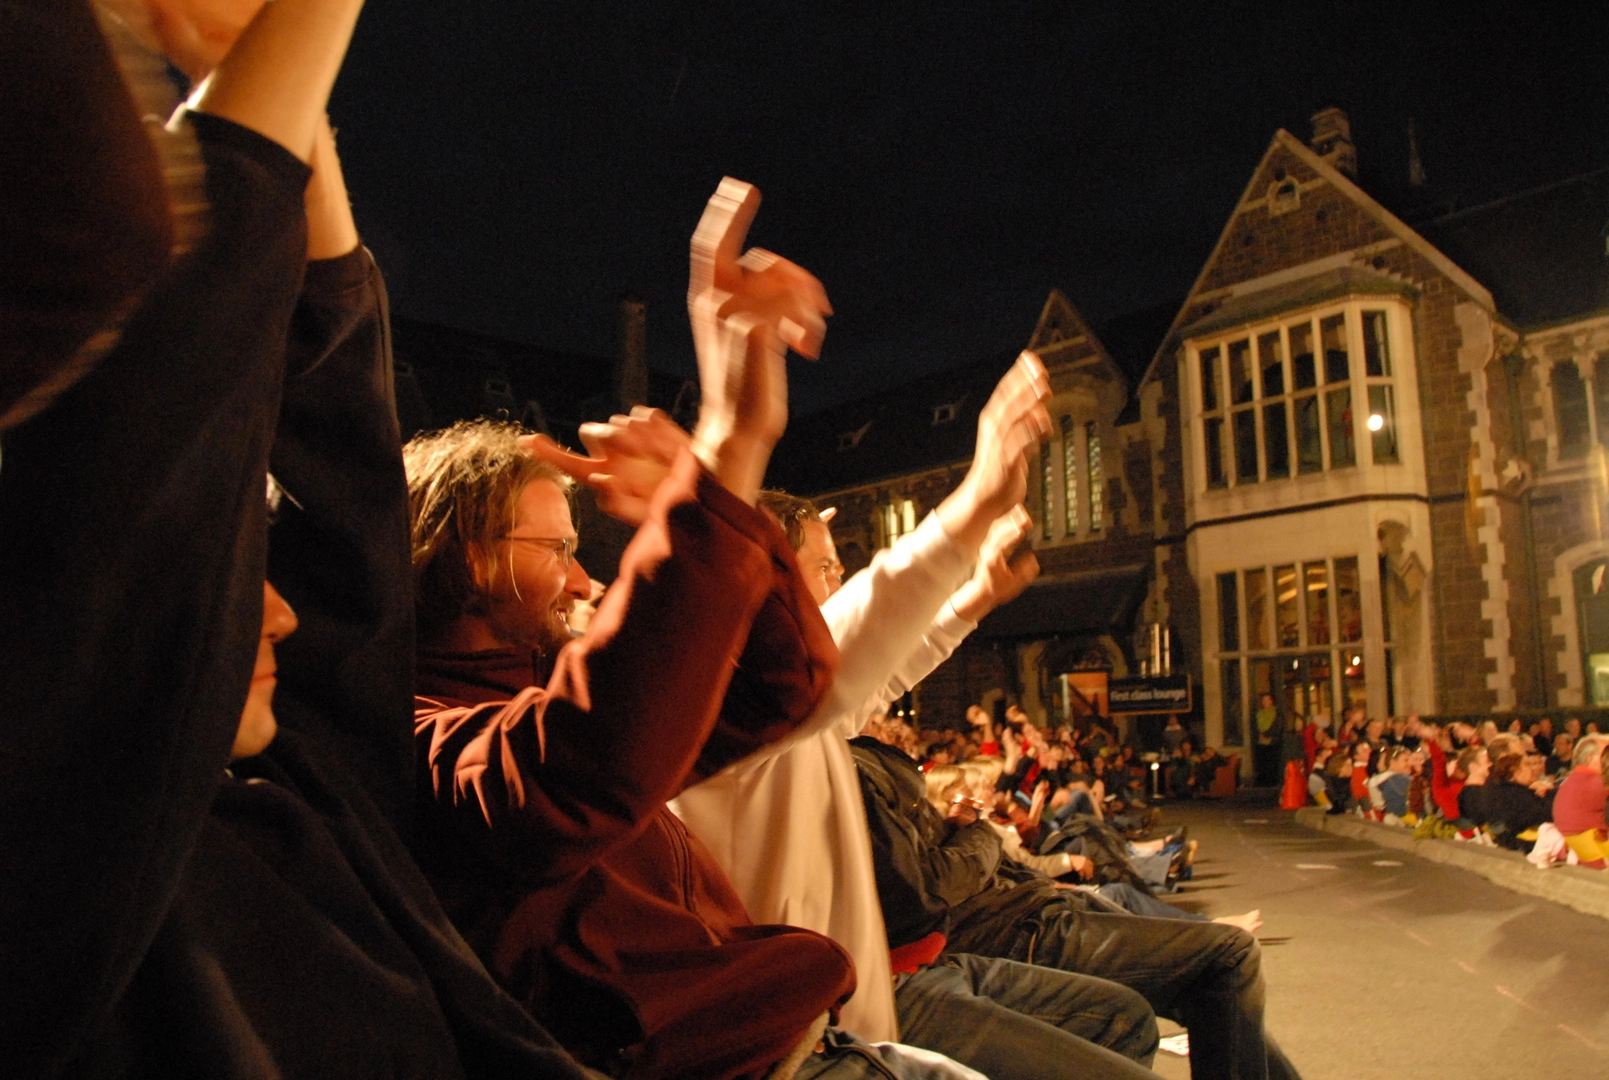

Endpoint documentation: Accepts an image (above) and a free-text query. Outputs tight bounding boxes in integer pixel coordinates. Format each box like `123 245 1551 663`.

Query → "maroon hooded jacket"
413 452 855 1080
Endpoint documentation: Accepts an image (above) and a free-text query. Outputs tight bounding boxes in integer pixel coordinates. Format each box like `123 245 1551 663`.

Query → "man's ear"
819 506 838 523
465 542 499 597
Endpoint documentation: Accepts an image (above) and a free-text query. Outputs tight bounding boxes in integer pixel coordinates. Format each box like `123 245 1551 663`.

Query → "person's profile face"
481 479 588 654
797 519 841 606
233 582 298 760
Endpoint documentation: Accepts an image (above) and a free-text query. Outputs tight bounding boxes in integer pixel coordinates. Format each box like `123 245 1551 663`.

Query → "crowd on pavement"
1299 708 1609 869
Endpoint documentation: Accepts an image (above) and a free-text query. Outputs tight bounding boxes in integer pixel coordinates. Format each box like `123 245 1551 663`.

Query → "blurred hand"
525 407 689 527
687 178 830 503
934 352 1050 550
946 795 980 827
951 505 1040 622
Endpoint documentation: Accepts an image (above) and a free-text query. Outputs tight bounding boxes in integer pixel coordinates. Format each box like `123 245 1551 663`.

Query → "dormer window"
838 421 871 451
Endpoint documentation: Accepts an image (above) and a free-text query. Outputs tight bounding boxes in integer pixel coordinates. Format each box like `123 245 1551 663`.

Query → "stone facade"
768 112 1609 759
1148 116 1609 767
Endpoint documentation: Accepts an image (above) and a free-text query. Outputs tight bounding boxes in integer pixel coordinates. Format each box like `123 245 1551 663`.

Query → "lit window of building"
880 497 917 548
1037 408 1105 544
1215 556 1370 746
1195 306 1401 490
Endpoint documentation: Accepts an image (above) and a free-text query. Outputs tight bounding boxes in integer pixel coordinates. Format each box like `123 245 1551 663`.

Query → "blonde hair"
924 764 967 811
404 419 573 639
966 756 1005 789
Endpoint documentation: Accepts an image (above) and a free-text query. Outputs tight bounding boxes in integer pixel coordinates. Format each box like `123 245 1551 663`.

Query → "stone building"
767 108 1609 768
1141 109 1609 775
764 294 1174 732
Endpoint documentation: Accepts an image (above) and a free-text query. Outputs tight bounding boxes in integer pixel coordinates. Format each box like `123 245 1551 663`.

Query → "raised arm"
1 0 174 429
184 0 366 162
846 506 1040 734
420 180 838 883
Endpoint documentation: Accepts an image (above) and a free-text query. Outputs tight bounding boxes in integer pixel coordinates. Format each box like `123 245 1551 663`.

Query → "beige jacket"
672 513 974 1041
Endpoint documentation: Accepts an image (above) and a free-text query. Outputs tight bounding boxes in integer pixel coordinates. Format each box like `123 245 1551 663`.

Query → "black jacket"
851 737 1067 959
0 109 589 1079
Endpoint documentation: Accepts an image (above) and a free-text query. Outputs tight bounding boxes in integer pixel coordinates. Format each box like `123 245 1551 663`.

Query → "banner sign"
1107 675 1191 715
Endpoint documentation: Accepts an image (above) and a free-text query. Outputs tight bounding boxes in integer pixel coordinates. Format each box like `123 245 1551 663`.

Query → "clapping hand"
525 408 691 527
951 505 1040 622
687 178 831 504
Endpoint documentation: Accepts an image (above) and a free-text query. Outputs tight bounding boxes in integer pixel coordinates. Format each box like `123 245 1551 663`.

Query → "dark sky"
332 2 1609 414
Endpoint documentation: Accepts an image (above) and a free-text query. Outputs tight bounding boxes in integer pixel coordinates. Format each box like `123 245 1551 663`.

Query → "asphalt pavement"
1136 795 1609 1080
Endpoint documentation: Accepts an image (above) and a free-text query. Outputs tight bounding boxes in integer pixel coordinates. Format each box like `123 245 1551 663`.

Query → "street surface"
1137 797 1609 1080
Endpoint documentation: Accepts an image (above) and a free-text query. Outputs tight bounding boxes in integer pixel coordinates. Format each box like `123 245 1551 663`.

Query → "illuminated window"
1086 421 1103 532
880 497 917 548
1061 415 1078 535
1193 306 1402 489
1216 554 1375 743
1040 410 1105 543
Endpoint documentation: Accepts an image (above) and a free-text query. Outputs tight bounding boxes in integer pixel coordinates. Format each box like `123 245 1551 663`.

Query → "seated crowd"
866 707 1261 926
1299 708 1609 868
3 4 1304 1079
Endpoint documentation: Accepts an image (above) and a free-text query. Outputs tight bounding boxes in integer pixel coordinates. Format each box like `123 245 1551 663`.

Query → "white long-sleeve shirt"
671 512 976 1041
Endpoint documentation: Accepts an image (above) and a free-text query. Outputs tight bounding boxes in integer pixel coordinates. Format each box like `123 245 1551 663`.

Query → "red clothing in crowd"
412 456 855 1080
1426 741 1465 820
1552 765 1608 837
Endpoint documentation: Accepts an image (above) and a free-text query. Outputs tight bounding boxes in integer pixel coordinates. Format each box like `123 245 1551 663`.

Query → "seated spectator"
406 183 921 1080
1548 732 1576 777
2 6 599 1077
1322 750 1354 815
1423 723 1466 821
1531 717 1555 758
1455 745 1492 832
1348 741 1374 807
1193 745 1230 794
1167 739 1195 797
1404 749 1431 821
1366 747 1413 823
1552 735 1609 869
1308 746 1335 808
1480 754 1555 851
967 703 1001 754
852 735 1304 1080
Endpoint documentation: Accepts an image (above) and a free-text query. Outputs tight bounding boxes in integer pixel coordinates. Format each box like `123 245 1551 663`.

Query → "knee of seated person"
1107 983 1161 1062
1208 923 1262 982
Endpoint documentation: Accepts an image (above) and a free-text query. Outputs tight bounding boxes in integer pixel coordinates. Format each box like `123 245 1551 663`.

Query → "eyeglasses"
501 535 576 568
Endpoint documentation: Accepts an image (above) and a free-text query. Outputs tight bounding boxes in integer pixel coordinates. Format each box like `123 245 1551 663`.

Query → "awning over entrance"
974 564 1150 640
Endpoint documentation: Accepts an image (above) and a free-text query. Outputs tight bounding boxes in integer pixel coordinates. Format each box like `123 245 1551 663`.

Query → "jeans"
1091 882 1210 922
793 1028 986 1080
894 953 1159 1080
1004 907 1300 1080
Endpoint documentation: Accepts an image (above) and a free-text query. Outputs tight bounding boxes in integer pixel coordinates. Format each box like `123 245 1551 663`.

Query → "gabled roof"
764 353 1015 496
1140 127 1497 387
1415 166 1609 330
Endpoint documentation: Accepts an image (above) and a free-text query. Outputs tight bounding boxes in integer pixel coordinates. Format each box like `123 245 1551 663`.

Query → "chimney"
1310 107 1357 178
615 294 648 410
1406 118 1427 188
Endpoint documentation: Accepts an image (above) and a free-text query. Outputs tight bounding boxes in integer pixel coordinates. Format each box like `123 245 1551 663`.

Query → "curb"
1293 806 1609 922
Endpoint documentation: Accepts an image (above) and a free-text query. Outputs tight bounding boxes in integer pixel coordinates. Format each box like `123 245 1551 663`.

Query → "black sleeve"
265 247 418 835
0 0 174 428
854 743 1002 949
0 112 310 1075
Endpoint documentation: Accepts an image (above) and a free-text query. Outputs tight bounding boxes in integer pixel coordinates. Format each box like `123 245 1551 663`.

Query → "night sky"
332 2 1609 414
